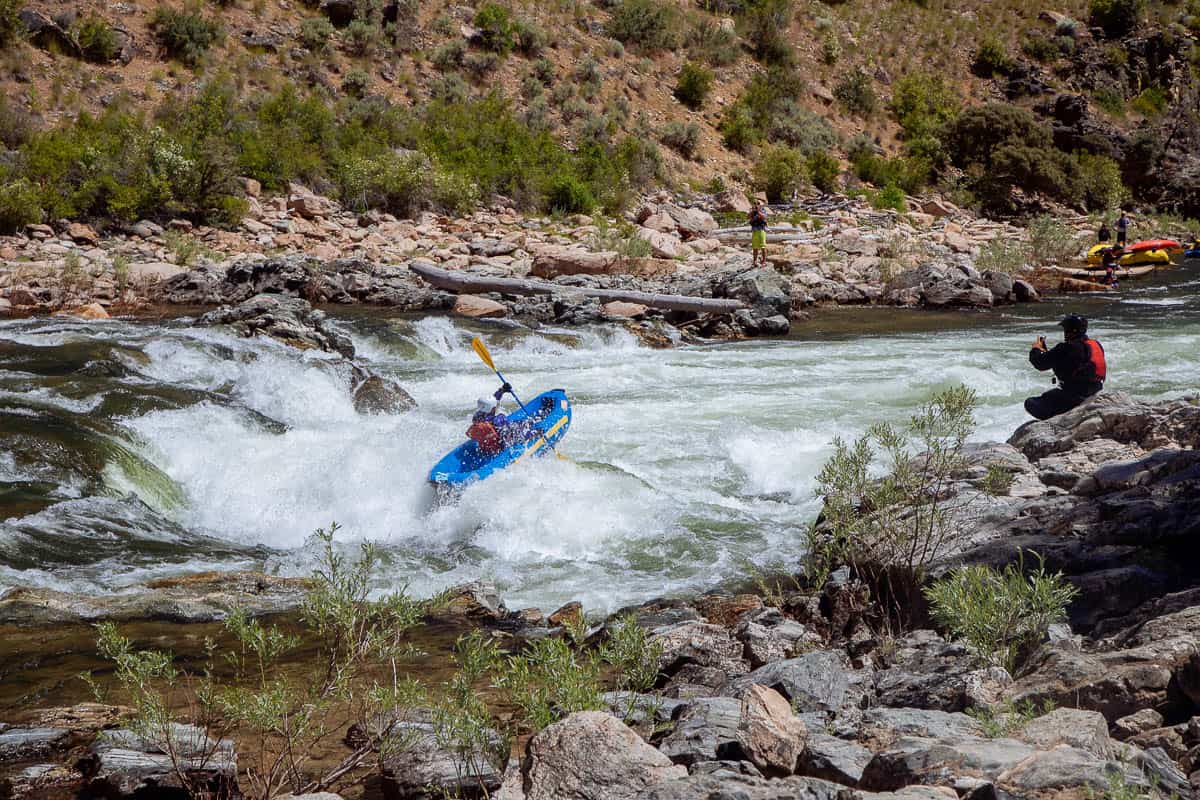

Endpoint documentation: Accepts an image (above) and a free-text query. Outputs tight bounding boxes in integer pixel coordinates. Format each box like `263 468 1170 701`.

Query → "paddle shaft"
487 366 565 459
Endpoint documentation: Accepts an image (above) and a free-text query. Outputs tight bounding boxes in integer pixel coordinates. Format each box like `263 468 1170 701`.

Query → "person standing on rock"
1115 210 1131 246
749 200 769 267
1024 314 1106 420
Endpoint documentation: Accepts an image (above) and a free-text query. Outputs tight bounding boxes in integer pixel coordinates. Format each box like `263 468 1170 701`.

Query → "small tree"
673 61 714 110
924 552 1079 672
834 68 877 117
754 144 806 202
0 0 23 49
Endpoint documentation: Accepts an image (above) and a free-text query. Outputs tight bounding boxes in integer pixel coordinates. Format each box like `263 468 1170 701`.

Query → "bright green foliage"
850 140 930 194
587 217 653 258
973 35 1013 76
605 0 682 51
925 552 1078 672
298 17 334 52
76 15 122 62
432 632 509 789
719 66 807 152
739 0 794 65
473 2 515 54
871 184 906 212
1131 85 1169 117
754 144 806 203
1027 214 1083 265
543 174 596 214
1021 31 1060 62
1089 0 1145 38
890 72 960 164
0 0 22 48
0 178 43 233
600 614 663 695
674 61 714 110
834 68 877 117
809 386 979 593
152 6 223 66
806 151 839 193
975 238 1028 275
1076 153 1128 211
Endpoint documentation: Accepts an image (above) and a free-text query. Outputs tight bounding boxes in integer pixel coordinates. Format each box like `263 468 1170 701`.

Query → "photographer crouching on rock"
1024 314 1106 420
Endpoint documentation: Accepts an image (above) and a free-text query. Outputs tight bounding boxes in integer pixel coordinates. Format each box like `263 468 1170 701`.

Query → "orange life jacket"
467 421 503 454
1077 338 1106 383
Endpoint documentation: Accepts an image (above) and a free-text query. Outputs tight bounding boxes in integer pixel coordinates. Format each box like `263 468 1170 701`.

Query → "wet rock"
52 302 110 320
200 294 355 357
353 374 416 414
658 697 744 766
1013 278 1039 302
437 582 507 622
0 572 309 625
520 712 685 800
380 710 504 800
547 601 583 628
82 724 237 798
738 684 807 776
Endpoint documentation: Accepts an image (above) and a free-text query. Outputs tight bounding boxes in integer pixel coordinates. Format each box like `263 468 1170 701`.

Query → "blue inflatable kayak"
429 389 572 488
1186 248 1200 259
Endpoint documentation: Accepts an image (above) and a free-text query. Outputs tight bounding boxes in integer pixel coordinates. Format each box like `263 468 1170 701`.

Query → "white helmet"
476 397 497 414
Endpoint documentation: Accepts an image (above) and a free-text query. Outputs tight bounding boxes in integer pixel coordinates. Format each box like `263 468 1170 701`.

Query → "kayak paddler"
467 383 513 455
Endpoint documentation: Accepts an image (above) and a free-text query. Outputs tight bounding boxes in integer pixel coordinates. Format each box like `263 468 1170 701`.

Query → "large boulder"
81 724 237 798
651 621 748 686
520 711 685 800
737 685 807 776
658 697 743 766
380 710 504 800
200 294 356 357
453 294 507 318
726 651 871 719
717 267 791 318
529 246 618 278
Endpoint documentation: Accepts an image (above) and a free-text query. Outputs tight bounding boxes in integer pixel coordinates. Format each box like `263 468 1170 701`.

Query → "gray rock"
637 773 849 800
521 711 685 800
981 270 1014 304
651 621 748 683
717 267 791 318
200 294 356 357
1114 708 1165 740
873 630 979 712
1016 708 1112 758
82 724 236 798
859 735 1035 791
726 651 870 717
736 609 821 669
353 374 417 414
658 697 743 766
995 744 1143 795
862 708 982 741
1013 278 1039 302
380 711 504 800
737 684 807 776
0 727 70 761
798 731 873 786
601 692 683 728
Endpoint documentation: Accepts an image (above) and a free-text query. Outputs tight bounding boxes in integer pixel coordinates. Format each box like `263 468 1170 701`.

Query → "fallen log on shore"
409 261 746 314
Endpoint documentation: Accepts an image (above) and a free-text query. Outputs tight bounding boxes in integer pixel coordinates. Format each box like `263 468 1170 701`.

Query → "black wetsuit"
1024 337 1104 420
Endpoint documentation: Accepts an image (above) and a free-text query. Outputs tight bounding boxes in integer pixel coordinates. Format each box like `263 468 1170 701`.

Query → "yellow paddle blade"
471 337 496 372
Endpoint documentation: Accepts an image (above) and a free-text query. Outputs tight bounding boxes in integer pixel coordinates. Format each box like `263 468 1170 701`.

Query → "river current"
2 264 1199 612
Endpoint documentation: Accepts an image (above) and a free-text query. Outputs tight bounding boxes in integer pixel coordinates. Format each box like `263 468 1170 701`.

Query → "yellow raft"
1085 244 1172 268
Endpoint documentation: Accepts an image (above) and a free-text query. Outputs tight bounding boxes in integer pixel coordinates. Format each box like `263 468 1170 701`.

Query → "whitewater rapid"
2 265 1199 612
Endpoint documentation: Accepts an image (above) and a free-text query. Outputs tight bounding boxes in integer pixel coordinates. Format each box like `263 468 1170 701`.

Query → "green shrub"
1026 214 1081 264
298 16 335 52
431 39 465 70
464 50 501 79
76 15 122 62
687 17 739 66
342 68 371 97
719 103 758 153
673 61 713 110
719 65 807 152
0 0 22 48
152 6 223 66
871 183 906 212
890 71 959 155
972 35 1013 76
975 238 1029 274
0 178 43 233
532 56 555 84
343 18 380 56
605 0 682 51
543 174 595 214
1091 87 1125 115
766 100 836 153
512 17 546 55
834 68 877 116
754 144 806 202
739 0 794 65
1089 0 1145 37
943 103 1053 169
1020 31 1059 62
0 94 33 148
1131 85 1169 117
808 385 979 600
806 151 839 193
336 151 479 217
850 144 930 194
925 553 1078 672
473 2 515 54
1076 152 1127 211
660 120 700 158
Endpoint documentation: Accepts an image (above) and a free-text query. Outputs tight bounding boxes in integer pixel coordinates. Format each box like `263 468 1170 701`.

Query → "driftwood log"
409 261 746 314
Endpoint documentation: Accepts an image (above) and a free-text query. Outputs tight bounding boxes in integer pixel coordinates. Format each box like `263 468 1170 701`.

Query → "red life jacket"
1077 338 1106 383
467 421 503 454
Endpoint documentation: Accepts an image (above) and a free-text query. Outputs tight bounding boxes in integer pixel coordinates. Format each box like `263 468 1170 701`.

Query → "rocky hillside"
1 0 1199 230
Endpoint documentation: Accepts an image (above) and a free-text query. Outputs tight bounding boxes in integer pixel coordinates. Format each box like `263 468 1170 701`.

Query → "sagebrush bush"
512 16 545 55
431 39 465 70
686 17 739 66
342 18 380 56
298 16 334 52
473 2 514 54
0 0 22 48
767 100 836 154
719 66 806 152
152 6 223 66
1089 0 1145 37
673 61 713 110
76 15 122 62
342 68 371 97
972 35 1013 77
925 553 1078 672
754 144 806 202
739 0 794 65
605 0 681 51
834 68 877 116
0 94 34 148
1076 152 1127 211
660 120 700 158
337 151 478 217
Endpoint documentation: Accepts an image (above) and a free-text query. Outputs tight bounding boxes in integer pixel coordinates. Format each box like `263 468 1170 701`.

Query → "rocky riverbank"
2 392 1198 799
0 189 1070 341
